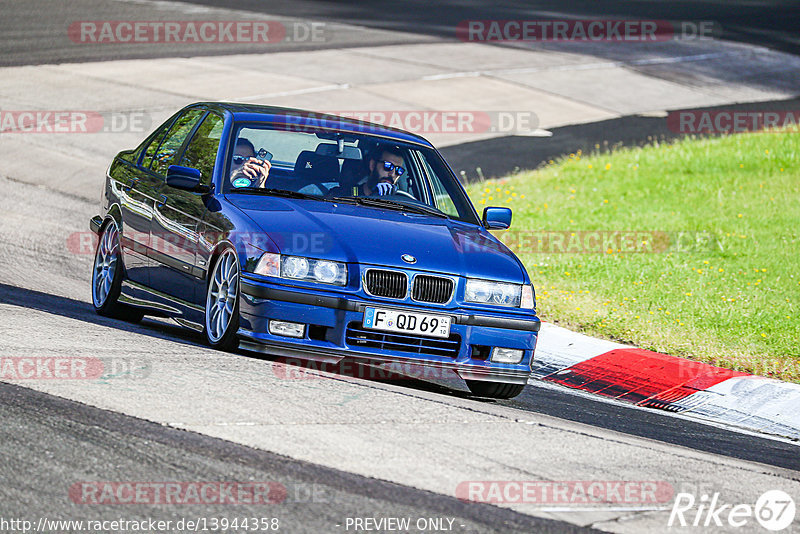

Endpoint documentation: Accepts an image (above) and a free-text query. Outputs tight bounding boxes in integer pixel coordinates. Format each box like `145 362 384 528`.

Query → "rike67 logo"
669 490 796 531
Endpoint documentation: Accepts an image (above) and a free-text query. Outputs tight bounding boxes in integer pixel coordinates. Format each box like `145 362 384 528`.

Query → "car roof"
190 102 434 148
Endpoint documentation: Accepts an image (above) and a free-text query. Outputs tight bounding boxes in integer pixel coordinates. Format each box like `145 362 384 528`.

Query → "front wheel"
466 380 525 399
205 247 240 351
91 221 143 322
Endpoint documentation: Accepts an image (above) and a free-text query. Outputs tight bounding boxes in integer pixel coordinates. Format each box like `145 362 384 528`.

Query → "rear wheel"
205 247 240 351
91 221 143 322
466 380 525 399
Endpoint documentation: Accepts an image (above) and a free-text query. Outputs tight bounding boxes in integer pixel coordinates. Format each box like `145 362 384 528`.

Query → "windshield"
223 124 480 225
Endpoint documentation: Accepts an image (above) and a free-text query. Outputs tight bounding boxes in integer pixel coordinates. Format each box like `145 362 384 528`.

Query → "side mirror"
483 207 512 230
166 165 210 193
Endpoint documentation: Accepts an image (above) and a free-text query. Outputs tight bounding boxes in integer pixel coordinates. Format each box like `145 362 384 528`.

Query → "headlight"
281 255 347 286
283 256 309 279
465 279 522 307
252 253 347 285
313 260 342 284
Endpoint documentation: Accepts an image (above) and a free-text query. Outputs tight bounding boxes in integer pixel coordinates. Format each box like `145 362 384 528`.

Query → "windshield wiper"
233 188 323 201
329 196 450 219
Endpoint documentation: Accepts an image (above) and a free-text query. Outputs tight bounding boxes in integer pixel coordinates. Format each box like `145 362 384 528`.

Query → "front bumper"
237 276 539 385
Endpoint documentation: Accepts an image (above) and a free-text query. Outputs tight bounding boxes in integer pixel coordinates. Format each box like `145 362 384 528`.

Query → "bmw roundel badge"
401 254 417 264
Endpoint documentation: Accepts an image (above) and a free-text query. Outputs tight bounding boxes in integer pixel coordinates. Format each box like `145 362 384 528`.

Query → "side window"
150 109 205 176
420 156 459 217
179 113 224 186
140 117 174 170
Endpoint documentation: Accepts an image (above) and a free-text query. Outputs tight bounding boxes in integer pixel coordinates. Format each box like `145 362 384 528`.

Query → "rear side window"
179 113 225 186
149 109 205 176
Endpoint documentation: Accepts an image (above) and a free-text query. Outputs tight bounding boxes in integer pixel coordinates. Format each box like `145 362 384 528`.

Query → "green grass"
466 131 800 382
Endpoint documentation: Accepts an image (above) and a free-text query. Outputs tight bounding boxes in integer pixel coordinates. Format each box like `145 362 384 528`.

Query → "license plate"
363 307 451 339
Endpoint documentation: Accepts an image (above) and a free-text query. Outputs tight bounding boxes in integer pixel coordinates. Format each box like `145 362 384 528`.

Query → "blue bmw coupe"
90 102 540 398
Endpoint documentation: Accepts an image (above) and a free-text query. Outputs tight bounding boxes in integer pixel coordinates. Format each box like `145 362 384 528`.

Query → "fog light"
268 320 305 338
491 347 524 364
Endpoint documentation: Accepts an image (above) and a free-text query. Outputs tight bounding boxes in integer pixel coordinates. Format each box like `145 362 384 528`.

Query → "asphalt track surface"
0 381 586 534
2 0 798 65
213 0 800 57
2 1 800 532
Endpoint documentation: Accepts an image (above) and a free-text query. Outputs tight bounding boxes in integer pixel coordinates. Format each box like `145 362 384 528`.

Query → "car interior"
232 131 424 201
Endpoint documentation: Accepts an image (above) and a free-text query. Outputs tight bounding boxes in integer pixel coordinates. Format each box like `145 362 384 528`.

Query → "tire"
91 221 144 322
466 380 525 399
204 247 240 351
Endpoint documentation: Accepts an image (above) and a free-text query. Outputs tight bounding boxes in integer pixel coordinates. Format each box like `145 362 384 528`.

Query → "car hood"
228 195 525 282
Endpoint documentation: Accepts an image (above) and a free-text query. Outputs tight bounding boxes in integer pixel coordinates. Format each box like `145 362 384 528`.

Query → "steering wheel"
394 190 417 200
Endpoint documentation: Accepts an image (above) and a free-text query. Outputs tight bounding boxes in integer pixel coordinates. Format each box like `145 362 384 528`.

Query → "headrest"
293 151 340 180
339 158 367 188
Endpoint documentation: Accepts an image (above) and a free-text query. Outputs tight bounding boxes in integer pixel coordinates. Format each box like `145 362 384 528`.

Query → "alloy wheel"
206 249 239 343
92 223 119 308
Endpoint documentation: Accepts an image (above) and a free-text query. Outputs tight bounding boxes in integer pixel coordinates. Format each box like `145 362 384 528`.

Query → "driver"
351 145 406 197
230 137 271 188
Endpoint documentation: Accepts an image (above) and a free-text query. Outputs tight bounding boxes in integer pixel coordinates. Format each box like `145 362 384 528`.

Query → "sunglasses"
379 160 406 176
232 154 253 165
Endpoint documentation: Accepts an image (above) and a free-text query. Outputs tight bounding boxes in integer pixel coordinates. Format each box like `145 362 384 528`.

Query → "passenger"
230 137 271 187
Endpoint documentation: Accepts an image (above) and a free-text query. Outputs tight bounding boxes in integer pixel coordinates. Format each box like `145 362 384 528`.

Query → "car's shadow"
0 282 489 400
266 354 482 400
0 282 205 349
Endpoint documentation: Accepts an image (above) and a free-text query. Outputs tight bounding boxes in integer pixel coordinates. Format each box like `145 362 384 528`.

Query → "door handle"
123 178 139 192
